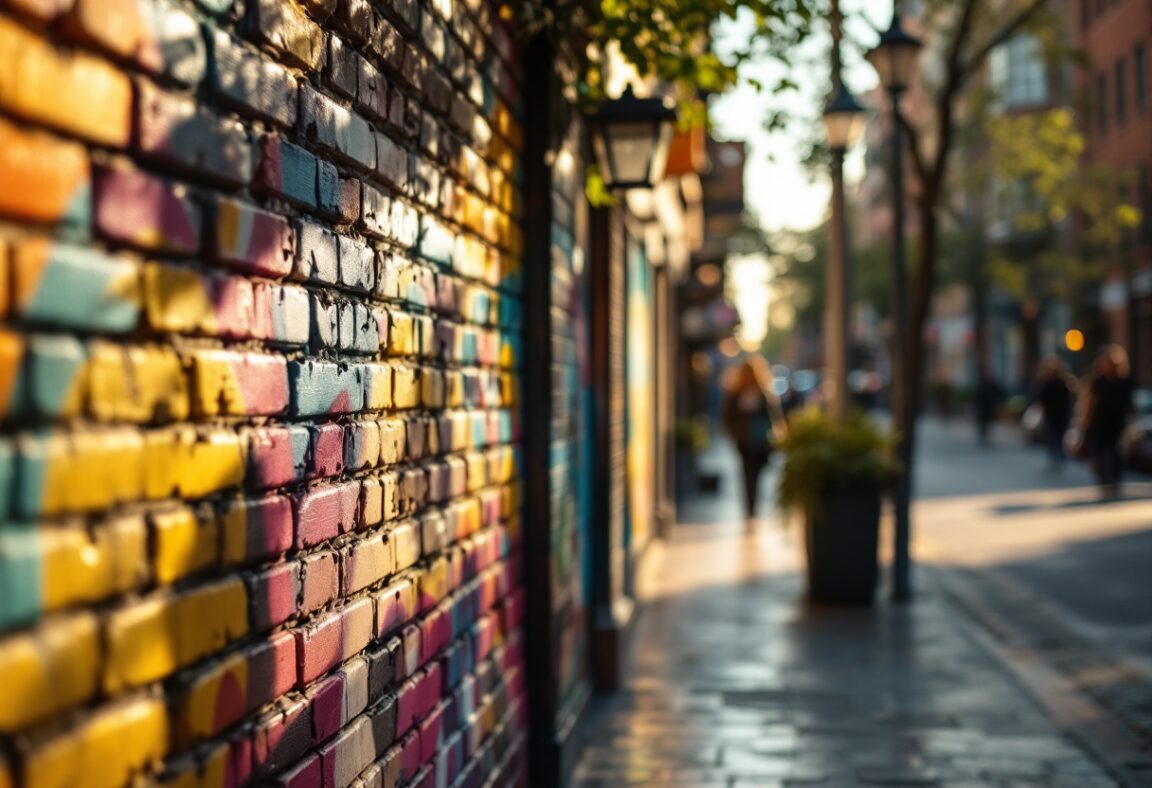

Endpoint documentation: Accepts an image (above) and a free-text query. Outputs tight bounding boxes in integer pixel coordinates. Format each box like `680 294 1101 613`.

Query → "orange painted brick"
152 506 220 585
0 613 99 732
0 18 132 146
22 696 168 788
0 330 24 419
0 117 89 224
175 576 247 665
103 594 180 692
63 0 151 63
88 341 190 423
41 514 148 611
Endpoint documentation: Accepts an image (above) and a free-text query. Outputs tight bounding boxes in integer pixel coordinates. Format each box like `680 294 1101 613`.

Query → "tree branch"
896 110 929 184
959 0 1051 82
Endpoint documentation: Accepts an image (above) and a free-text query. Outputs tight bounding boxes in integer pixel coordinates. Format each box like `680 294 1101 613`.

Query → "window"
1136 43 1148 113
1115 58 1127 125
1097 72 1108 133
989 35 1047 109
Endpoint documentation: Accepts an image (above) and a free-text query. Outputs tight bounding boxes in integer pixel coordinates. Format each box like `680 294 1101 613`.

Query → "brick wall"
0 0 527 784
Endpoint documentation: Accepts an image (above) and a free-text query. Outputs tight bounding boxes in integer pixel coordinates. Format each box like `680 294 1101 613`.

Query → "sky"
711 0 894 350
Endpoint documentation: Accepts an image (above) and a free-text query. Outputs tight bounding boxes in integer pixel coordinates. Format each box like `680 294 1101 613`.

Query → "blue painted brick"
22 334 86 419
0 523 41 632
311 294 340 349
254 135 318 208
289 361 365 416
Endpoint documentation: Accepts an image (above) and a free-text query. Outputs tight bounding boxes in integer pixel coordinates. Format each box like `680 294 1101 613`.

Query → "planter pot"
803 490 881 604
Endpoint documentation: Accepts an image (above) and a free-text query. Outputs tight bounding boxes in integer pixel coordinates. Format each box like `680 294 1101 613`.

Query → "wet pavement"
572 435 1118 787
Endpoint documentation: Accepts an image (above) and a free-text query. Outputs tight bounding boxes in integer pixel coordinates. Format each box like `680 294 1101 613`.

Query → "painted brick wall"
0 0 527 784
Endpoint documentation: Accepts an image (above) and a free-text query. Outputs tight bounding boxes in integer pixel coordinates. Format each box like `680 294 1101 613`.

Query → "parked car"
1121 388 1152 475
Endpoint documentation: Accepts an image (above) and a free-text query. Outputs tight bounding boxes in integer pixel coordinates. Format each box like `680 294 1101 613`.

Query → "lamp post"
866 9 922 601
587 85 678 191
821 0 865 422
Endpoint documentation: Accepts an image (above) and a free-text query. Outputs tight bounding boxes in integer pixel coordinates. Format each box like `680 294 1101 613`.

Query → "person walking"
721 355 786 533
975 365 1005 446
1078 344 1134 497
1031 355 1075 470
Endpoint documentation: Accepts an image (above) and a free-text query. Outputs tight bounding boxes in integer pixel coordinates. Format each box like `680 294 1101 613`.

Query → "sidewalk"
572 444 1117 786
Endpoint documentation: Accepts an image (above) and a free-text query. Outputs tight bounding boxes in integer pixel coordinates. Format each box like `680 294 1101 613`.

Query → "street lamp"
821 81 865 422
866 9 922 602
588 85 678 191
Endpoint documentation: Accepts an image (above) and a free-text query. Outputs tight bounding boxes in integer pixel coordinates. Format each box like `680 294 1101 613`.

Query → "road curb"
930 564 1152 786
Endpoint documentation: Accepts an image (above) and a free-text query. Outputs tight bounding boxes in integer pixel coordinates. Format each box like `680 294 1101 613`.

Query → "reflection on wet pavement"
572 521 1115 787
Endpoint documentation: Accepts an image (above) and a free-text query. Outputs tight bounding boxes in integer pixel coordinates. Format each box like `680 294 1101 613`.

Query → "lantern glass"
588 86 677 190
823 112 865 150
866 16 923 93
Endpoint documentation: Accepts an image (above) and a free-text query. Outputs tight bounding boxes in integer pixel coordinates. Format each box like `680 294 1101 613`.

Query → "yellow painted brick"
392 364 419 409
33 428 144 516
41 515 148 611
466 451 487 493
176 576 247 665
174 649 247 748
0 613 100 732
152 507 220 585
88 341 190 423
445 370 464 407
23 696 168 788
421 368 444 408
159 743 228 788
364 363 392 410
104 595 181 693
386 311 414 356
143 427 243 500
142 262 215 335
0 18 132 147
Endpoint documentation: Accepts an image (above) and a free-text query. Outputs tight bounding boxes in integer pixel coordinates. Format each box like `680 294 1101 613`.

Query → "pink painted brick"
226 733 253 787
209 275 256 339
246 426 310 490
300 549 338 614
417 663 442 720
189 349 288 417
247 631 297 708
214 196 294 277
223 495 295 563
374 578 416 639
420 607 450 664
306 422 345 480
93 164 201 254
398 730 421 784
396 677 418 737
294 481 360 549
247 561 301 632
297 609 344 686
305 671 345 743
273 752 321 788
418 702 444 764
253 698 313 777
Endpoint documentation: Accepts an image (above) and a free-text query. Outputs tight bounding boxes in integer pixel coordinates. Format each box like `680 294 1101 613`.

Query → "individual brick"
21 333 87 419
187 349 289 418
318 715 374 788
93 164 201 254
300 549 338 613
341 530 395 595
214 197 295 278
272 752 321 788
244 426 309 490
135 82 251 187
14 429 145 519
254 135 319 209
374 578 416 639
366 641 399 700
305 671 344 743
151 506 220 585
64 0 205 83
310 294 339 351
356 57 389 121
299 83 375 170
12 240 141 334
245 0 323 70
102 594 181 693
327 176 362 223
392 520 421 572
253 698 312 777
141 426 243 501
349 302 379 354
360 477 383 527
293 220 339 283
375 131 408 190
305 422 344 480
338 235 375 292
324 34 358 99
21 697 168 787
207 30 298 128
0 18 132 146
392 364 419 409
219 495 294 564
363 361 393 411
344 420 380 472
175 575 249 664
293 481 359 549
294 596 373 685
39 515 149 612
247 560 301 631
288 360 365 416
378 419 405 465
0 613 100 732
253 282 311 346
0 118 90 227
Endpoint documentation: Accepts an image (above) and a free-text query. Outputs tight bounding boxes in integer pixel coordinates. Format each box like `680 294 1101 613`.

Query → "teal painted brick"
22 335 86 419
288 361 365 416
0 440 14 521
0 523 41 632
19 244 140 334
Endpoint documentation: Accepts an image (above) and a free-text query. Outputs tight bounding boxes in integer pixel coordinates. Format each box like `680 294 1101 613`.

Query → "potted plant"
777 408 899 604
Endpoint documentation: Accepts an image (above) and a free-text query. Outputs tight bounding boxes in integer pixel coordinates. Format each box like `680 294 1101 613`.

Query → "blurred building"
1076 0 1152 385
